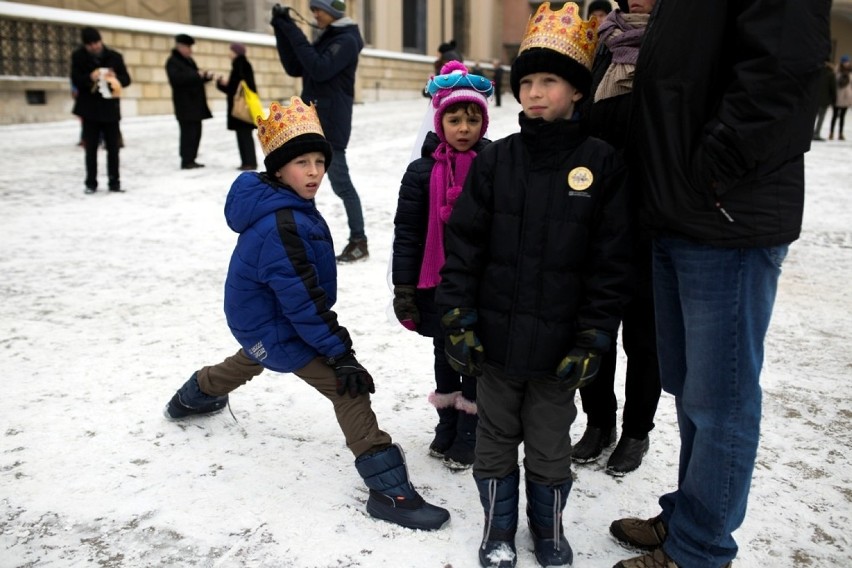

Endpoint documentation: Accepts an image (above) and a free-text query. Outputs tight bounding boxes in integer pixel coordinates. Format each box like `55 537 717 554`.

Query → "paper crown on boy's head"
427 61 493 141
510 2 599 100
257 97 333 174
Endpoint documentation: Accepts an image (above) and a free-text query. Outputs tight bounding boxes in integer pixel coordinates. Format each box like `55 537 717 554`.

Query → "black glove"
270 3 293 25
392 285 419 331
441 308 484 376
555 329 611 390
326 351 375 398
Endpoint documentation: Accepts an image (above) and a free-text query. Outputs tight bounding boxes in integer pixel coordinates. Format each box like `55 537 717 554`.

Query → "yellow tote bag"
231 80 263 125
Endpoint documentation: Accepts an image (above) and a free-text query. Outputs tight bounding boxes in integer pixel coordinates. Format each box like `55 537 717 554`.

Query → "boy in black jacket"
435 3 632 567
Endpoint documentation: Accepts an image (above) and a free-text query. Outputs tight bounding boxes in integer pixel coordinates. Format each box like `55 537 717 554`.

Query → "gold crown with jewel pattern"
257 96 325 157
519 2 599 71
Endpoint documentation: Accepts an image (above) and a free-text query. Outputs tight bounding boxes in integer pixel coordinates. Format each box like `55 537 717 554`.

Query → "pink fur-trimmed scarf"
417 142 477 288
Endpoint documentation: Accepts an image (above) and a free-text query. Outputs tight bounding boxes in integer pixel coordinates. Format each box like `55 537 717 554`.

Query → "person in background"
436 4 632 566
573 0 661 476
392 62 493 472
165 33 214 170
435 39 463 75
587 0 613 24
70 26 131 194
491 59 504 107
163 97 450 533
829 55 852 141
610 1 830 566
217 42 258 170
813 59 837 141
270 0 369 263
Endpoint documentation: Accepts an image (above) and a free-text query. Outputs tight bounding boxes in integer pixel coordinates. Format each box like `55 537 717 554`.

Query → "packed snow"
1 97 850 567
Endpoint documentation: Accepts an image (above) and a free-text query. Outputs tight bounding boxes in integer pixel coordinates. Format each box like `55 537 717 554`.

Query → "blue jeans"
652 236 787 568
327 147 365 240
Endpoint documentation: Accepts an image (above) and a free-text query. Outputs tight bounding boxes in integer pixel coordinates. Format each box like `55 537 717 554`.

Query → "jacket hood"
225 172 316 233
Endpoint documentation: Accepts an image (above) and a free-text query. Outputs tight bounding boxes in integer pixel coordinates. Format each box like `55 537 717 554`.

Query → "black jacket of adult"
392 131 490 338
165 49 213 122
70 45 131 122
815 62 838 109
435 116 632 378
272 16 363 150
216 54 257 131
628 0 831 248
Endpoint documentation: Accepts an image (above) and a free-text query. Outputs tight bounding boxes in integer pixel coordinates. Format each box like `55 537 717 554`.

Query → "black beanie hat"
264 133 333 175
80 27 101 44
587 0 613 15
175 33 195 46
510 47 592 101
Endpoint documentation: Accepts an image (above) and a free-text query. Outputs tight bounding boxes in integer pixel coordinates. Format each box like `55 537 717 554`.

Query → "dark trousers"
196 348 392 457
432 336 476 401
82 119 120 188
830 106 848 137
578 243 662 440
178 120 203 165
235 128 257 167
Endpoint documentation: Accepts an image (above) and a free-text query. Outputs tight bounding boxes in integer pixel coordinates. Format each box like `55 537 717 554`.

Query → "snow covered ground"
1 97 850 567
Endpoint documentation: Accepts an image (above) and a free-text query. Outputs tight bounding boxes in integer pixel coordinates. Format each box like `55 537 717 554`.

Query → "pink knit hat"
428 61 493 141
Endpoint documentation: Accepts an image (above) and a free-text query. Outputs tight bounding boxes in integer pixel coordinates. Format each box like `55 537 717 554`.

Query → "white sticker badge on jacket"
567 166 593 191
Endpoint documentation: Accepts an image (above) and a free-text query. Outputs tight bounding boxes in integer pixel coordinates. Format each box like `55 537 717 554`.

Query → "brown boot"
613 548 733 568
610 514 667 550
336 238 369 263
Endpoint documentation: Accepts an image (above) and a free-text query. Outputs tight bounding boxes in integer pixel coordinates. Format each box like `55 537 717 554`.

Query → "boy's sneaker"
610 515 667 551
164 373 228 420
336 238 369 263
613 548 733 568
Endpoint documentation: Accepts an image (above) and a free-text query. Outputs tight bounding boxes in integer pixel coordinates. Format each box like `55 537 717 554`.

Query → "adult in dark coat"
610 1 831 567
813 60 837 140
216 43 258 170
573 0 661 478
270 0 369 262
165 34 213 169
491 59 504 107
70 26 131 193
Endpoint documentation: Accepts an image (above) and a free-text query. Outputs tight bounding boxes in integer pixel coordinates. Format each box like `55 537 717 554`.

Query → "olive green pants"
196 349 392 457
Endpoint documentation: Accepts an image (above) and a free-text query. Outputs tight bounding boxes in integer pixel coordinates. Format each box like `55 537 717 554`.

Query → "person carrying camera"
270 0 369 263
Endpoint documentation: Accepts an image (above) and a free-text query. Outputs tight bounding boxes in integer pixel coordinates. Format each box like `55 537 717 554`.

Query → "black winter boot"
475 469 520 568
526 478 573 567
443 405 477 471
429 406 459 458
163 372 228 420
354 444 450 531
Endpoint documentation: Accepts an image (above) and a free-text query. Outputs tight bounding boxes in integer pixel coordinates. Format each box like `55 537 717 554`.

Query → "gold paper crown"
518 2 599 70
257 96 326 157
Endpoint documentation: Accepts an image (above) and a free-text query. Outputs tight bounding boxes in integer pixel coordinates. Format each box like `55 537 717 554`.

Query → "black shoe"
336 238 369 263
108 182 123 192
572 425 615 463
237 164 256 171
181 162 205 170
606 435 650 476
84 187 97 194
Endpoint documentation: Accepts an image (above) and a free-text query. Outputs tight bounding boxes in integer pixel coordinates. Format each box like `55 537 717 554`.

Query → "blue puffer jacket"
223 172 352 373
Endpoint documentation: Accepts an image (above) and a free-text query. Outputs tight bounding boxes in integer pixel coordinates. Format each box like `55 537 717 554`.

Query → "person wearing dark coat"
813 60 837 140
165 33 214 169
491 59 504 107
610 1 831 567
270 0 369 263
216 43 258 170
70 26 131 193
572 0 662 478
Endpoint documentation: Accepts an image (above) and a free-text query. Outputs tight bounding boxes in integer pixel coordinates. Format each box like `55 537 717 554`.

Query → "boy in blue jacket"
163 97 448 532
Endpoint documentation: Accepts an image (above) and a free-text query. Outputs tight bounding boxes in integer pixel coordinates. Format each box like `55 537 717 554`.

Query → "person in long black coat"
70 26 131 193
216 43 258 170
165 34 213 169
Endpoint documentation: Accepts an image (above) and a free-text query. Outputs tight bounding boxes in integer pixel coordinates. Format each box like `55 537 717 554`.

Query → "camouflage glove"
392 285 419 331
555 330 612 390
441 308 484 376
326 351 375 398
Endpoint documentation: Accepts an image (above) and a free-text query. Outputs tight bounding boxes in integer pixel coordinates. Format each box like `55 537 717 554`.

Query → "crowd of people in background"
72 0 836 566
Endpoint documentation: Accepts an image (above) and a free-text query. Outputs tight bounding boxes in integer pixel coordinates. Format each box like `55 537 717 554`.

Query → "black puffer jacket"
165 49 213 122
70 45 131 122
216 54 257 131
436 116 633 377
392 131 490 338
629 0 831 248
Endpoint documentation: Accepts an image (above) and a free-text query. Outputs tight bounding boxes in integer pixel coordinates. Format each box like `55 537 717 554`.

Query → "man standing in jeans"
610 1 831 567
271 0 368 262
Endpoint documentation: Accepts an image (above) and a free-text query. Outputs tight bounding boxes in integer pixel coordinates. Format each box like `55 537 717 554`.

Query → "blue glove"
441 308 484 376
555 330 611 390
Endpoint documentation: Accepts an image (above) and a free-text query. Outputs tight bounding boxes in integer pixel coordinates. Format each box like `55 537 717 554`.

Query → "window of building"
361 0 374 46
0 18 78 78
402 0 427 53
